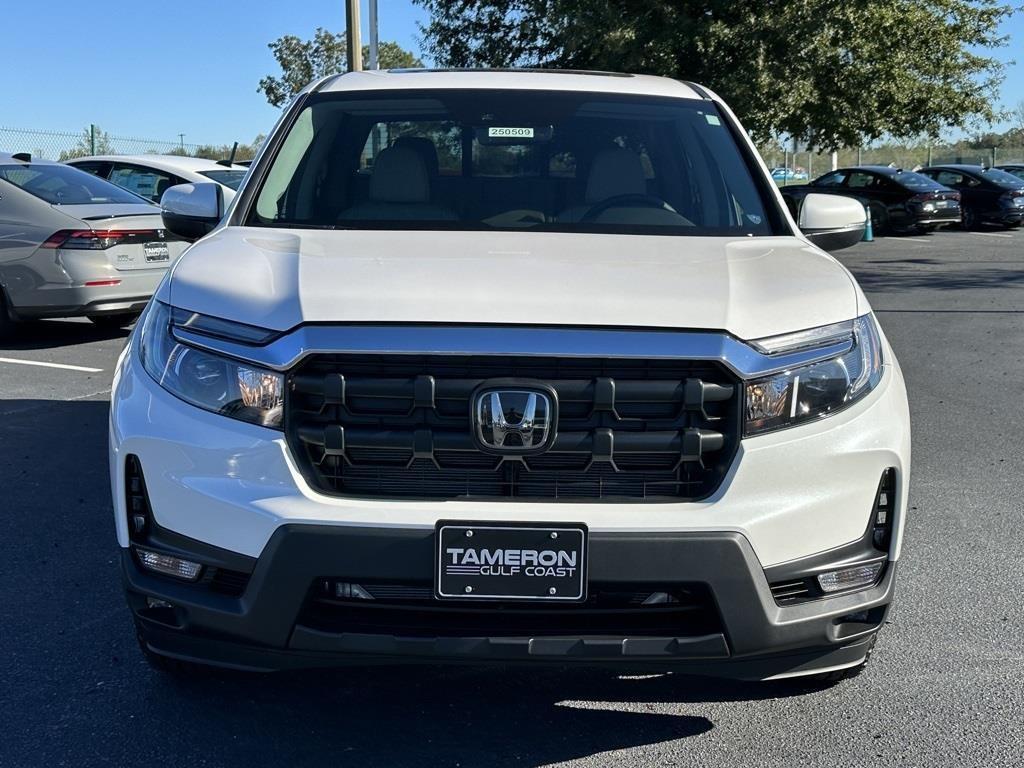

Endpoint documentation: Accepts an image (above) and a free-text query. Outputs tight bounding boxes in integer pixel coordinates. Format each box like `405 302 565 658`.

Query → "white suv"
109 70 910 682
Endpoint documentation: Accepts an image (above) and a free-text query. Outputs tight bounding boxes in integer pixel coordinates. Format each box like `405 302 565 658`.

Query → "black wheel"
808 635 876 684
962 207 978 230
0 290 16 340
89 313 139 330
869 204 889 235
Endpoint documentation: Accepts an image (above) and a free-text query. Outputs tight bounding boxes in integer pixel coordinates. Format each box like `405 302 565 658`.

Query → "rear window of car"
199 169 247 189
892 171 946 191
246 89 781 237
0 163 146 205
978 168 1024 188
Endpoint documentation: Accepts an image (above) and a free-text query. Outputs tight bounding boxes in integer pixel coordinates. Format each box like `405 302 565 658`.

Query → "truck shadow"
1 399 828 767
0 317 130 352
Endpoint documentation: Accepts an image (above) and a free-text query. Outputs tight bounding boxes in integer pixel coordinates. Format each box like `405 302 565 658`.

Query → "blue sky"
1 1 1020 145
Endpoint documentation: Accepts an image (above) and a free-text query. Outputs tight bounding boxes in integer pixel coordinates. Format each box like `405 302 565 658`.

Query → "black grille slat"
285 353 740 501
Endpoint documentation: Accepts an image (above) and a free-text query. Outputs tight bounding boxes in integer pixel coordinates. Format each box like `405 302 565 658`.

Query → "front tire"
961 207 978 230
0 291 16 340
869 204 889 235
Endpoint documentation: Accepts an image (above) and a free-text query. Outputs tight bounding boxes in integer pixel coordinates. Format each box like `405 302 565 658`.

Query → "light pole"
368 0 379 70
346 0 363 72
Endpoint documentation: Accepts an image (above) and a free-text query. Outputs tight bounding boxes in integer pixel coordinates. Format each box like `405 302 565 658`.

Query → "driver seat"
557 147 648 223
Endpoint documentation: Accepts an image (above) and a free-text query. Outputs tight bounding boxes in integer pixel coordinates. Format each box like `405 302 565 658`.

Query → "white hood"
167 228 864 341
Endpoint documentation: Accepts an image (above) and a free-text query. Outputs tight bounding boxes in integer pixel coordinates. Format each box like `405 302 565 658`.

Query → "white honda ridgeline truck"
110 69 910 682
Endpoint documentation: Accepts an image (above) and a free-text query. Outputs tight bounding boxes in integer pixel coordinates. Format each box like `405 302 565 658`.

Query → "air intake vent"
769 579 814 604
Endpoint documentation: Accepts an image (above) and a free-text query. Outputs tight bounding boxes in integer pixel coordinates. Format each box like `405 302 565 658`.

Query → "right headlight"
744 314 883 436
138 301 284 429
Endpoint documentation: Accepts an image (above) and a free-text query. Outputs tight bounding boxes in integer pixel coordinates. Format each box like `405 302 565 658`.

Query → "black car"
995 164 1024 183
780 166 961 234
918 165 1024 229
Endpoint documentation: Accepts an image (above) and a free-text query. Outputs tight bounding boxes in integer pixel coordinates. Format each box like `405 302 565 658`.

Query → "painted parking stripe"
899 238 931 243
970 232 1013 238
0 356 102 373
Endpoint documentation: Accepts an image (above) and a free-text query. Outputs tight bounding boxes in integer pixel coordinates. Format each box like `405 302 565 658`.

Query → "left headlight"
138 301 284 429
744 314 883 436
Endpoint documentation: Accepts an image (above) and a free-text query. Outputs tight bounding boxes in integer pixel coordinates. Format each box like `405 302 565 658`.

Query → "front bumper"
127 525 894 679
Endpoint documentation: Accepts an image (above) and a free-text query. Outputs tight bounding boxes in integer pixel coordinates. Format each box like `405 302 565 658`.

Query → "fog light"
334 582 374 600
135 547 202 581
817 561 884 593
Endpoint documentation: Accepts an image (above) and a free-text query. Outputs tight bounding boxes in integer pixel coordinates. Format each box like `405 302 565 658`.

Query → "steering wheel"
579 193 674 223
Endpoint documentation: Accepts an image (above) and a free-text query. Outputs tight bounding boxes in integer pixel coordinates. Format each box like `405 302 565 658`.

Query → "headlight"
744 314 883 436
138 302 284 429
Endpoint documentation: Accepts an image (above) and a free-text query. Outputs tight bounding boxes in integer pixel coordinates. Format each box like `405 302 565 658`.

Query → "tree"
58 125 112 160
413 0 1012 151
258 28 423 107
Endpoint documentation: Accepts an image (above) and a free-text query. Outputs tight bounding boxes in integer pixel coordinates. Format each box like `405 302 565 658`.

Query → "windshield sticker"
705 114 721 126
488 127 535 139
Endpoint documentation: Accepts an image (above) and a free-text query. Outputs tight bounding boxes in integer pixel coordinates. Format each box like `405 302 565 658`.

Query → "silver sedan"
0 153 187 336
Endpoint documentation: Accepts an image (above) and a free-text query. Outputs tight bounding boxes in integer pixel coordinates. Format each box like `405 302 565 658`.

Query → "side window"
108 164 178 202
71 161 113 179
847 172 876 189
814 171 848 187
935 171 964 187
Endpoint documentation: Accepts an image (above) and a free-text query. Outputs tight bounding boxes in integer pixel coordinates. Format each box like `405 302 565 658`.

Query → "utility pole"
346 0 363 72
178 133 185 150
368 0 379 70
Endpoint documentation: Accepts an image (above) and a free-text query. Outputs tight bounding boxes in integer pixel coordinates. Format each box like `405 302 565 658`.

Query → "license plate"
143 242 170 263
436 522 587 602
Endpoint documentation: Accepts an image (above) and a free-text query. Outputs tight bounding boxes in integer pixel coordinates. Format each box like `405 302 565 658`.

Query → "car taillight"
41 229 161 250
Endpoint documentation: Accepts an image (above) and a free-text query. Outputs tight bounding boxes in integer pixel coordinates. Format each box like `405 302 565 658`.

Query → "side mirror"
798 193 866 252
160 183 223 242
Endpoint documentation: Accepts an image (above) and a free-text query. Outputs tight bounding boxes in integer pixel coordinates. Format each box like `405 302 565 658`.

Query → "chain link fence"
0 125 234 161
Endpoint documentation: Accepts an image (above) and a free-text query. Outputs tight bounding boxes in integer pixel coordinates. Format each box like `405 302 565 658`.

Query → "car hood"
167 228 864 341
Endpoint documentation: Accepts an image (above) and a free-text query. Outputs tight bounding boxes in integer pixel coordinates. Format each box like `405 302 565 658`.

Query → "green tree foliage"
258 28 424 107
58 125 112 160
414 0 1012 150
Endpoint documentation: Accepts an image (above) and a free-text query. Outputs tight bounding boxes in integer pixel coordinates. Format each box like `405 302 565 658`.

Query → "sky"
0 1 1021 146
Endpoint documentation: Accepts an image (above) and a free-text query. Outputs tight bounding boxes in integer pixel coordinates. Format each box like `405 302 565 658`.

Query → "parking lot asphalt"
2 228 1023 768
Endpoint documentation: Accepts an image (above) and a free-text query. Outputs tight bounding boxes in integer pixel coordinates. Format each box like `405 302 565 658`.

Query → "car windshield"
978 167 1024 188
247 89 778 236
199 169 247 190
0 163 146 205
892 171 946 191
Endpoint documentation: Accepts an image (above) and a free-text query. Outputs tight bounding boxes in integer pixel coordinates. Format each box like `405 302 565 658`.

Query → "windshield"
199 169 247 190
892 171 946 191
247 90 778 236
0 163 147 205
979 167 1024 188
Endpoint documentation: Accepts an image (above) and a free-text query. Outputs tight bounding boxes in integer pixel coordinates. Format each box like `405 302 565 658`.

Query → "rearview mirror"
798 193 866 252
160 183 223 242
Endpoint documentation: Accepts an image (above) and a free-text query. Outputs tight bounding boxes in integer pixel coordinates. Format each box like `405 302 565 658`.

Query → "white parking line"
970 232 1014 238
0 356 103 373
899 238 931 243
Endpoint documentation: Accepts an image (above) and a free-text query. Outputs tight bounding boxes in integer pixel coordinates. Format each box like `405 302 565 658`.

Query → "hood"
167 228 863 341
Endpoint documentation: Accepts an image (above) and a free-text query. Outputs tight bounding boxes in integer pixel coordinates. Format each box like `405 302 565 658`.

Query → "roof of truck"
318 68 706 100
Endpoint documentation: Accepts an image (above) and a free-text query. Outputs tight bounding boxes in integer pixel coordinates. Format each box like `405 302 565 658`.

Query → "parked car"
995 163 1024 182
0 153 187 335
781 166 961 234
917 165 1024 229
112 70 908 683
67 155 247 205
770 166 808 181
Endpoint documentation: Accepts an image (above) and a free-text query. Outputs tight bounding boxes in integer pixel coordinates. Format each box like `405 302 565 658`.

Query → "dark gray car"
0 153 187 336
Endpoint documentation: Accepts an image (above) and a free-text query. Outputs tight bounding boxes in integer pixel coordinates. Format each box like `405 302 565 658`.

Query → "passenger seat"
338 146 455 221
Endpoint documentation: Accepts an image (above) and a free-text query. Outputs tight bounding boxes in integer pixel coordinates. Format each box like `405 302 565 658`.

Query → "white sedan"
67 154 248 204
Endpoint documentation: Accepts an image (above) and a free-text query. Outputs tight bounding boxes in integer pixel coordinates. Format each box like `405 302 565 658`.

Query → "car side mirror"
798 193 867 252
161 183 223 242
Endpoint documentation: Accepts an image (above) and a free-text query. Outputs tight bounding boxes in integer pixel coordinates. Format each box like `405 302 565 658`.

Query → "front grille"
298 580 722 638
285 353 740 501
